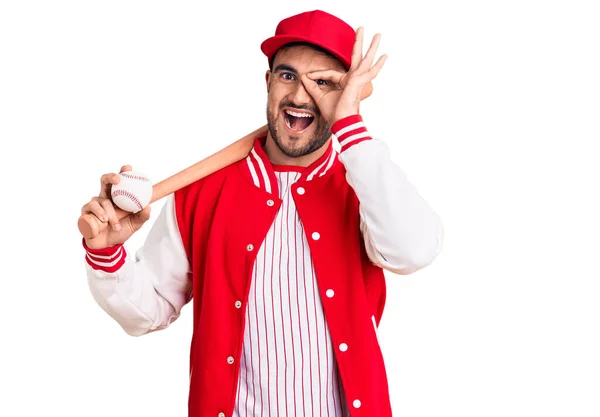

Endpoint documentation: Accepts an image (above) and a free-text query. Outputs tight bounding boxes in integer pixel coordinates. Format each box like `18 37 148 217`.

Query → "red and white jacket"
84 115 444 417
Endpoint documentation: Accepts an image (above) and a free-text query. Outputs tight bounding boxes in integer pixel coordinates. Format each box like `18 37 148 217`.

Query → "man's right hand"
82 165 151 250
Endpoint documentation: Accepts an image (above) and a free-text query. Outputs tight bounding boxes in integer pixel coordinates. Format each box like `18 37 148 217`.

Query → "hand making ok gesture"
300 27 387 124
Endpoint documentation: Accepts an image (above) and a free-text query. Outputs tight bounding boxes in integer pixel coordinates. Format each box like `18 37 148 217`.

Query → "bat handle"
78 206 131 240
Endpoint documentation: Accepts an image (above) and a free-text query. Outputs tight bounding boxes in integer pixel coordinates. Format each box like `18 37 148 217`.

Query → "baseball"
110 171 153 213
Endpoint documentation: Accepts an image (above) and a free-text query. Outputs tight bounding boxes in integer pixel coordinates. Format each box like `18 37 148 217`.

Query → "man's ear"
265 70 271 93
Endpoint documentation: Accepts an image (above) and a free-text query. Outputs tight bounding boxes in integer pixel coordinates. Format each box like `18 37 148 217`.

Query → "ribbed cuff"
82 238 126 273
331 114 373 152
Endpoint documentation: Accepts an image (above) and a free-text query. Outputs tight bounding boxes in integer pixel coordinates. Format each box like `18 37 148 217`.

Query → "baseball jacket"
83 114 444 416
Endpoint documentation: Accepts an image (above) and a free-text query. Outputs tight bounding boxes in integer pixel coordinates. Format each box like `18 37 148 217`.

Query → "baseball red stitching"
112 189 144 211
120 172 150 182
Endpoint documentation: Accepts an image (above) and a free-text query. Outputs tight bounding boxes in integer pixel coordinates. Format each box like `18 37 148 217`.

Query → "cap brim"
261 35 350 69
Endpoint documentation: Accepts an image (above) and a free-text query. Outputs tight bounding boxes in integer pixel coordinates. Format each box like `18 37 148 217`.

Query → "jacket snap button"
267 199 274 206
353 399 361 408
297 187 305 195
339 343 348 352
246 244 254 251
235 301 242 308
312 232 320 240
218 413 225 417
227 356 234 364
326 289 334 298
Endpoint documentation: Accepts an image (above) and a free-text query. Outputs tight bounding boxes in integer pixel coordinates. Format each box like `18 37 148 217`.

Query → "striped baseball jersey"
233 166 350 417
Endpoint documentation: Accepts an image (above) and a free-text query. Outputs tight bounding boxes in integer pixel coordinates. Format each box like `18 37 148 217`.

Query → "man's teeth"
285 110 313 118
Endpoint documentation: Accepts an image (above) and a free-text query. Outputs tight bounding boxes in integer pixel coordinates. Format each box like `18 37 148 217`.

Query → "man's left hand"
300 27 387 125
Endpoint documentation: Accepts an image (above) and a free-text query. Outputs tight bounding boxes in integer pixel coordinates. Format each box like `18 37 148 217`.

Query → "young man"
81 9 444 417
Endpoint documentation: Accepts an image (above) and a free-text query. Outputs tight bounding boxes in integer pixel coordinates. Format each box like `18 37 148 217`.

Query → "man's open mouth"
283 109 315 132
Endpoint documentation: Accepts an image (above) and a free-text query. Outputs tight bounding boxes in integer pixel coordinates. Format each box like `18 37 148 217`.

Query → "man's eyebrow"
273 64 298 74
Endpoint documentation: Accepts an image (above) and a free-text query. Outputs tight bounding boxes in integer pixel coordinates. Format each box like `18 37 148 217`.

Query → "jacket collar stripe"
306 159 327 181
245 156 261 188
306 141 337 181
318 148 337 178
250 148 272 194
242 135 340 191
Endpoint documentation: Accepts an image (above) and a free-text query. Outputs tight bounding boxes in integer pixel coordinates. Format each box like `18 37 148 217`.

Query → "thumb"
129 205 152 231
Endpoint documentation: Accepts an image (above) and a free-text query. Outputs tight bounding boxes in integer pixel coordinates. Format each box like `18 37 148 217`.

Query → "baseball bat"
78 82 374 239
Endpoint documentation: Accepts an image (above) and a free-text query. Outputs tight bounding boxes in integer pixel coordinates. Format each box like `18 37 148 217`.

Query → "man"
81 9 444 417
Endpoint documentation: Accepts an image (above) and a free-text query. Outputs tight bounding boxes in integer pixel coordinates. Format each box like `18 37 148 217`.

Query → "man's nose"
290 80 313 105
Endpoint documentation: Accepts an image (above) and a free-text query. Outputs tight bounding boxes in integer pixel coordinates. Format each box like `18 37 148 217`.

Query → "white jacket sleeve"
333 115 444 275
84 194 192 336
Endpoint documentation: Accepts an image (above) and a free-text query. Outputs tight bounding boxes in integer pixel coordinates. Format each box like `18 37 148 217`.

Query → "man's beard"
266 101 331 158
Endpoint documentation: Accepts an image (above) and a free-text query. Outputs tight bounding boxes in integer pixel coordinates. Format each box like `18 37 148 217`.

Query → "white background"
1 0 599 416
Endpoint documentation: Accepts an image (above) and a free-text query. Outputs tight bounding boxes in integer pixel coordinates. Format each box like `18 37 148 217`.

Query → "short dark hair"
268 41 343 70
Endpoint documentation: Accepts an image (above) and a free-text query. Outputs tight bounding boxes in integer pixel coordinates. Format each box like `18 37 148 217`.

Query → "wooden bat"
78 82 374 239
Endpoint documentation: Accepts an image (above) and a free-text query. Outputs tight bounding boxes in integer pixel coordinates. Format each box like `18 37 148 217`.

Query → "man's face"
266 45 346 158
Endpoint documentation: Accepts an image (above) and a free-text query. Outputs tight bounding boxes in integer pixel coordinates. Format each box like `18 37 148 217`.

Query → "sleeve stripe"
83 238 127 273
85 249 122 261
86 247 123 266
334 121 366 137
85 247 126 272
339 131 372 149
330 115 373 153
341 137 371 153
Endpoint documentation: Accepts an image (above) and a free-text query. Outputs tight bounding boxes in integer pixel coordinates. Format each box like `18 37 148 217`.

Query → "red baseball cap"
261 10 356 70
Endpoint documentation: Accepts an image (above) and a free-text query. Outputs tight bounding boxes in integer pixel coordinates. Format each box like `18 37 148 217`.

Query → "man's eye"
281 72 295 81
316 79 332 87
